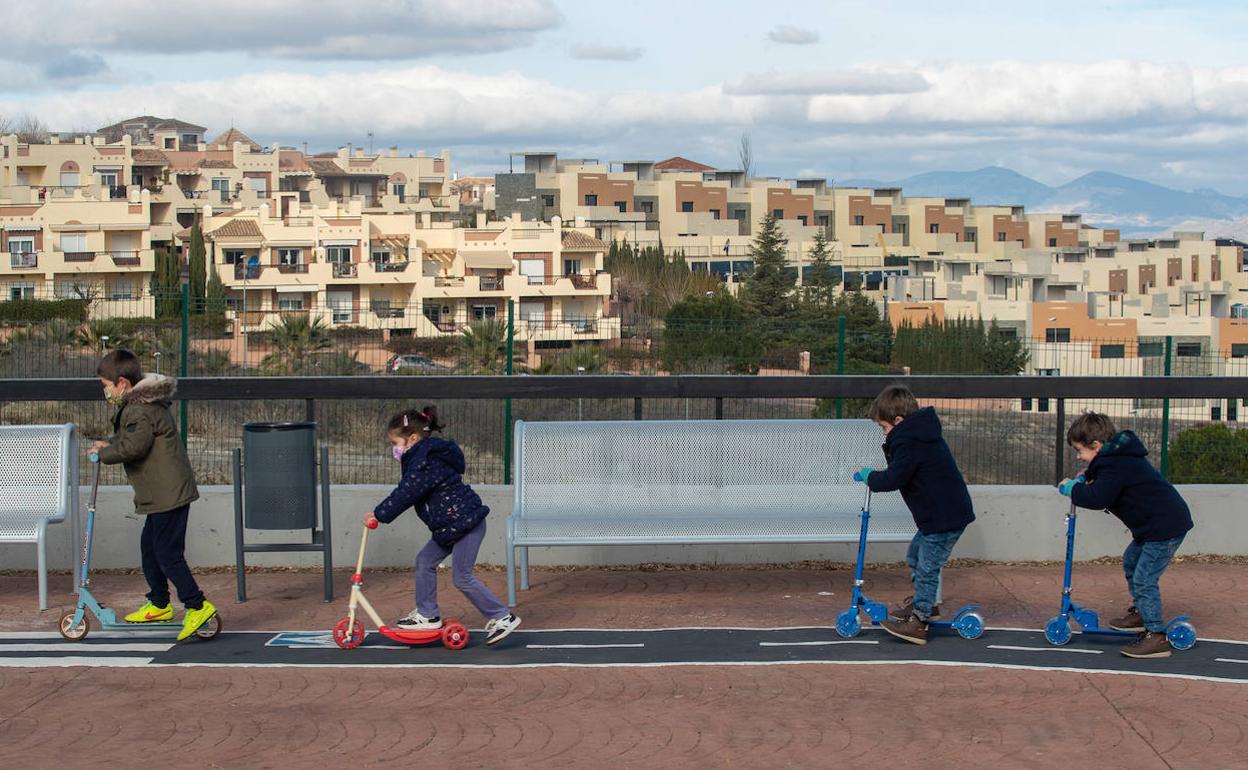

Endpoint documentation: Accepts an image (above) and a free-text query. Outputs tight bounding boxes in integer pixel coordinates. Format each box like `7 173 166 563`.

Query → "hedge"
0 298 88 325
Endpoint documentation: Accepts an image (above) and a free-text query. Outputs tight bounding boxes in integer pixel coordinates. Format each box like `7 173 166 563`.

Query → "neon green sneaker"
124 601 174 623
178 600 217 641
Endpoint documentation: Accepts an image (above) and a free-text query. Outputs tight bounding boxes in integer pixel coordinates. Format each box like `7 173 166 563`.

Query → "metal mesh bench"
0 424 78 610
505 419 914 606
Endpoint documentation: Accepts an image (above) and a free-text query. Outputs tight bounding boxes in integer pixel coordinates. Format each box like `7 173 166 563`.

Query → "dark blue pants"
140 505 204 610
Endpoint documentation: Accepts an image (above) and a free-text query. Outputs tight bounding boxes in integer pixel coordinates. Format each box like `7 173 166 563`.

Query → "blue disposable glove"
1057 474 1085 497
853 466 873 484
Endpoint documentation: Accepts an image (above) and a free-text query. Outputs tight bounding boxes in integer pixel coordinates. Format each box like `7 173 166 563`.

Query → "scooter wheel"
1044 616 1072 646
442 620 469 650
333 617 365 649
196 614 222 640
1167 620 1197 651
956 612 985 640
835 608 861 638
59 612 89 641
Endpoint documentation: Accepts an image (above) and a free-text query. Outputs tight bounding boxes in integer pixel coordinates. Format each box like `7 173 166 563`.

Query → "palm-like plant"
458 319 511 374
261 314 333 375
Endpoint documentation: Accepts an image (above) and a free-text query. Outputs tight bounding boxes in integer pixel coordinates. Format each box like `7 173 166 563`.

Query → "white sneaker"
395 610 441 630
485 613 521 645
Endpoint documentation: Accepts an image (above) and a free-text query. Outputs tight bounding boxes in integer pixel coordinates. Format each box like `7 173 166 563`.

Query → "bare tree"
13 114 49 143
0 114 11 135
738 133 754 178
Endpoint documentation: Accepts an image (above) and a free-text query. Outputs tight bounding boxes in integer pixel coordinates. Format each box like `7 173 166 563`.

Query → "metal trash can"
242 422 317 530
233 421 333 602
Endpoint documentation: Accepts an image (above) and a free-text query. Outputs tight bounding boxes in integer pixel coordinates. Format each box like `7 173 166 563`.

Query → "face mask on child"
103 385 126 407
392 444 408 461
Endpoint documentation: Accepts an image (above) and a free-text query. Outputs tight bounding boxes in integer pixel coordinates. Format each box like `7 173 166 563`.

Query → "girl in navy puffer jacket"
365 406 520 645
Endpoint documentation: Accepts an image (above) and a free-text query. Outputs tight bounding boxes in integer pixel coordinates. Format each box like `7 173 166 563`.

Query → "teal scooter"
58 454 222 641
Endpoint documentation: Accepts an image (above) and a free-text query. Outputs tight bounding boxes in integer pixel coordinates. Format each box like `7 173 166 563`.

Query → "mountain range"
839 167 1248 235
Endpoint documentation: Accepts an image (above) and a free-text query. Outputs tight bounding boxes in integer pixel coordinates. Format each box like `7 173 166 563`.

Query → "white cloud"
726 69 929 96
569 44 644 61
767 25 820 45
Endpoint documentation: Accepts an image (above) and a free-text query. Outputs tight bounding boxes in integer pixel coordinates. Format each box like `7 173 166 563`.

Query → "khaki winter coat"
97 374 200 515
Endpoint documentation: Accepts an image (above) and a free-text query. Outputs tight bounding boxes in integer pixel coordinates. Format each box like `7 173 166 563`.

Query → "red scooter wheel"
333 617 365 649
442 620 469 650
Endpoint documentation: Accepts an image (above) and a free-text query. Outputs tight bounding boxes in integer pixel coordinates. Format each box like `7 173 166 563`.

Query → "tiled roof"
307 158 346 175
206 219 263 240
132 149 170 165
279 151 311 172
211 127 261 151
561 230 609 252
655 156 715 172
198 159 235 169
98 116 206 133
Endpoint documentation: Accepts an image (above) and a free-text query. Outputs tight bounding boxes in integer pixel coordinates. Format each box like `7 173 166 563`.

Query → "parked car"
386 354 452 374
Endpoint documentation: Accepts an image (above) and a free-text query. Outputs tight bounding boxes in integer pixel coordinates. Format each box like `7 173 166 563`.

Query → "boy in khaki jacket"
92 349 216 640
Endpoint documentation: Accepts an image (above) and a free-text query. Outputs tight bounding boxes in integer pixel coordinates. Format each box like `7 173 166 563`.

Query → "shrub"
0 298 88 325
1168 423 1248 483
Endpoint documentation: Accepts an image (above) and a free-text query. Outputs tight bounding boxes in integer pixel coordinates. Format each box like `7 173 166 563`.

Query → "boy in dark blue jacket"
365 406 520 645
855 385 976 645
1059 412 1193 658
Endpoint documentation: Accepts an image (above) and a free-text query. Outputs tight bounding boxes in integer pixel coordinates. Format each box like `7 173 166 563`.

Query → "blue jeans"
415 520 509 622
906 528 965 621
1124 535 1184 632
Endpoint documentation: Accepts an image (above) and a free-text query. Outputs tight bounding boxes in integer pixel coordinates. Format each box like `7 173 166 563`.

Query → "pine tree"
740 213 793 317
801 229 836 308
188 224 207 315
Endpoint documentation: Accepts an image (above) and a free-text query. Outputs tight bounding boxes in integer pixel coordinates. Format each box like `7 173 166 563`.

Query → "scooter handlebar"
88 453 99 463
365 518 378 530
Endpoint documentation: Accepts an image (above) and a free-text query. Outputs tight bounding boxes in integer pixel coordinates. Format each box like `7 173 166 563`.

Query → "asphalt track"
3 626 1247 682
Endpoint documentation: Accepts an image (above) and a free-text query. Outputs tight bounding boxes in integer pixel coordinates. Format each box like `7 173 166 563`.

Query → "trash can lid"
243 421 317 432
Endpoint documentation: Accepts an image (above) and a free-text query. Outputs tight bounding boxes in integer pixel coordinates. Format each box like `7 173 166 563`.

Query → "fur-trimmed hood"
123 373 177 405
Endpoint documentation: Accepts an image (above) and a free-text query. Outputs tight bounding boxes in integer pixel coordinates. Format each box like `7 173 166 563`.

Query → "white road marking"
0 643 173 653
0 656 154 668
1215 658 1248 665
759 640 878 647
988 645 1103 655
526 643 645 649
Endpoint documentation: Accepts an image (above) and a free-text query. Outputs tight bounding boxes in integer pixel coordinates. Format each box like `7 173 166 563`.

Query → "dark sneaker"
1121 631 1172 659
881 614 928 645
1109 606 1144 632
889 595 941 622
395 610 441 630
485 613 521 645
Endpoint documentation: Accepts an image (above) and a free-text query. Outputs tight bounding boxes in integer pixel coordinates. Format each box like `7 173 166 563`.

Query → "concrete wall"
3 485 1243 573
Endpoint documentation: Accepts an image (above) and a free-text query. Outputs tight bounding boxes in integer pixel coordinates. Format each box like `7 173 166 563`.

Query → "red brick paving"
1 563 1245 767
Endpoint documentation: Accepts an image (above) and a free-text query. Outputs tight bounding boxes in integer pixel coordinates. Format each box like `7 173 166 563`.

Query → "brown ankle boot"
1121 631 1172 659
881 614 929 645
1109 606 1144 632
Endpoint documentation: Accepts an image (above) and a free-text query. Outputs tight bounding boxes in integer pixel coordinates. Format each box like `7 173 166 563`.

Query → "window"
8 236 35 257
370 248 391 265
61 234 89 255
584 194 597 206
1139 341 1164 357
709 209 720 220
8 283 35 300
55 279 96 299
996 231 1007 242
563 258 581 276
772 209 784 219
1037 368 1060 377
614 201 627 213
1229 400 1238 422
1049 238 1058 247
964 230 976 242
681 201 694 213
471 304 497 321
1038 398 1051 413
519 259 545 285
1045 328 1071 343
327 291 352 324
542 194 555 207
109 280 134 300
277 248 302 266
1176 342 1202 357
994 327 1018 340
929 224 940 234
1100 344 1125 359
1211 405 1222 421
817 215 830 227
246 177 268 196
1232 344 1248 359
211 178 230 202
325 246 352 264
98 171 119 190
1020 398 1032 411
223 249 246 265
278 297 305 311
639 200 653 214
797 215 808 226
59 171 80 189
392 183 406 200
224 296 242 311
131 172 144 187
853 215 864 226
181 133 198 146
164 137 176 149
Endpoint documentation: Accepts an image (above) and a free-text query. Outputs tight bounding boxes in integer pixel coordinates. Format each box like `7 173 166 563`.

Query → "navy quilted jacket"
865 406 976 534
1070 430 1193 543
373 437 489 547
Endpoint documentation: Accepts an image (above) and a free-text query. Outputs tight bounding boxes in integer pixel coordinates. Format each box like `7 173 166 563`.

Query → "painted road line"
988 645 1103 655
1214 658 1248 665
0 643 174 653
0 656 154 667
759 640 879 647
526 638 648 643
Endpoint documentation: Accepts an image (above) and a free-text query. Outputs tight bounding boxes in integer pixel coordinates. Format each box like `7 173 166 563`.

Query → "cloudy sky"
3 0 1248 192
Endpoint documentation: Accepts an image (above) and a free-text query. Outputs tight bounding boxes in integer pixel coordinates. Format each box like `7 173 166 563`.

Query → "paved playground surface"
2 561 1245 767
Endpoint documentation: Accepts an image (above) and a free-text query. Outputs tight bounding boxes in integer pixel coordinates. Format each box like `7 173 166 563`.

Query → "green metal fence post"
179 281 189 446
1160 335 1173 478
835 315 846 419
503 299 515 484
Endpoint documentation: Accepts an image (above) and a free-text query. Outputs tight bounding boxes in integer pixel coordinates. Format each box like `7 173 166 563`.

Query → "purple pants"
414 520 508 621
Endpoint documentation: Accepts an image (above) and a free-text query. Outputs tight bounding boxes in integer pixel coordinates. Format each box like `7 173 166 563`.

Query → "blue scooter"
1044 497 1195 649
835 485 984 640
58 455 222 642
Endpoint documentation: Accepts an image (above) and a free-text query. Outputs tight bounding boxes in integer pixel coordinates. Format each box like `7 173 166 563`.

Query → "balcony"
369 260 410 273
277 263 309 274
479 276 503 291
434 276 465 287
110 251 141 267
63 252 96 263
332 262 358 278
233 263 262 280
8 252 37 269
370 303 406 319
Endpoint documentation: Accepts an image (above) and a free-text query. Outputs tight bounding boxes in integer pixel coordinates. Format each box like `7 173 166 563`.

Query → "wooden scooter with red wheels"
333 519 469 650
